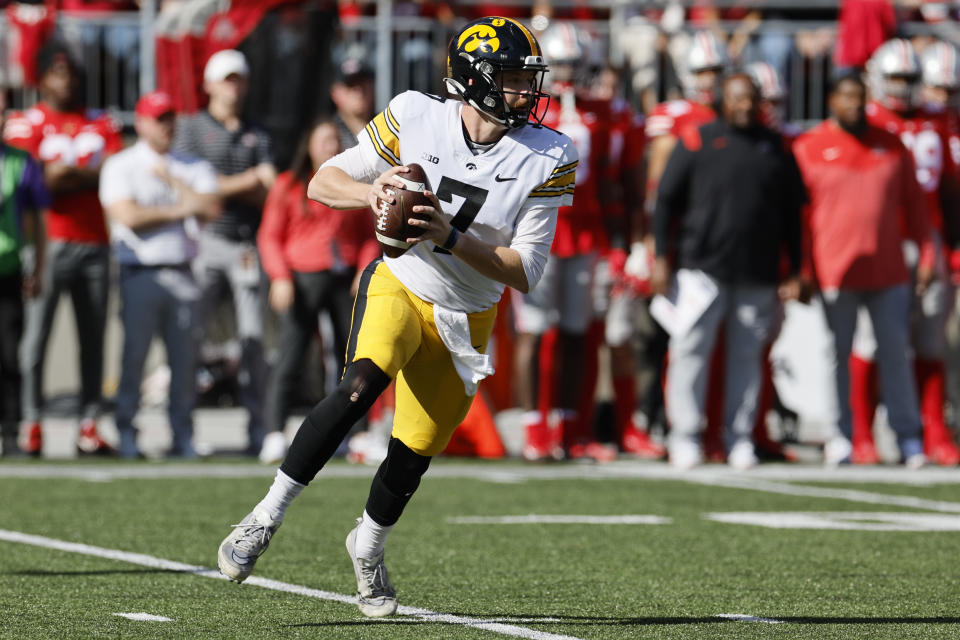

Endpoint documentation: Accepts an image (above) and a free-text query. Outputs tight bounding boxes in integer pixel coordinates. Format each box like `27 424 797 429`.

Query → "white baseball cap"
204 49 249 83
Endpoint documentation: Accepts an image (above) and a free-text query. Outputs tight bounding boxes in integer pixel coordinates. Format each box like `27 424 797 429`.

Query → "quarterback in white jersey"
217 16 577 618
349 88 575 312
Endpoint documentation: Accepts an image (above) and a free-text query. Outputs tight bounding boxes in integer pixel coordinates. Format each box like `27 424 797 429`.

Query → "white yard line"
113 613 173 622
3 462 960 485
716 613 783 624
706 511 960 531
448 515 672 525
689 475 960 514
0 529 585 640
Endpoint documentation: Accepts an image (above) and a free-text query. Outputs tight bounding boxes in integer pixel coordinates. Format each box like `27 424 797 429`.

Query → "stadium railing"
0 9 956 130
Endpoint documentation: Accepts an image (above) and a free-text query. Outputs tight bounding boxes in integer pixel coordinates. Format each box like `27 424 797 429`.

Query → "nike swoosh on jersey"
494 174 517 182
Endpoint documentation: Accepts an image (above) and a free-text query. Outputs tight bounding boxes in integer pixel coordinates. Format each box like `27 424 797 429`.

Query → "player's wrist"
441 227 459 251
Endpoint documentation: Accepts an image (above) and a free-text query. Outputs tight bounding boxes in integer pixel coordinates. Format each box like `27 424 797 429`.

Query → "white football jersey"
357 91 578 312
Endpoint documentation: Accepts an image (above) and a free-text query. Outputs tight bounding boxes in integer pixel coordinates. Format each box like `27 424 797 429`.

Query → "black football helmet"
445 16 550 129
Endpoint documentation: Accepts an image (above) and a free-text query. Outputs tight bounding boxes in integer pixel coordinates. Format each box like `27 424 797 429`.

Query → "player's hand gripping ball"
374 163 434 258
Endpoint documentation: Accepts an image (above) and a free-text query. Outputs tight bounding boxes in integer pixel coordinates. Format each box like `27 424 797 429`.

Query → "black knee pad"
379 437 431 495
280 359 390 485
365 438 432 526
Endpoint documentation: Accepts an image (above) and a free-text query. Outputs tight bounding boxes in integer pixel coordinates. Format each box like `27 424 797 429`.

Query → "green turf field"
1 460 959 639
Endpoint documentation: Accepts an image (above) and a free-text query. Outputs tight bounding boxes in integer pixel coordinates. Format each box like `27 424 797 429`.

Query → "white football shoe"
727 440 759 471
668 437 703 471
345 518 398 617
904 452 928 470
217 507 281 582
823 436 853 466
258 431 288 465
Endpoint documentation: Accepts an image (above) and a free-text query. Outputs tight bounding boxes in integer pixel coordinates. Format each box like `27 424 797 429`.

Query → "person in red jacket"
4 42 122 457
257 118 378 464
793 72 933 467
849 39 960 466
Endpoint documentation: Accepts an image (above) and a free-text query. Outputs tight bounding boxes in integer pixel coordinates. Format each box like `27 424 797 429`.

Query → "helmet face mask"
690 68 723 106
539 21 598 91
682 31 728 104
921 41 960 111
445 17 550 129
868 38 922 113
880 73 920 112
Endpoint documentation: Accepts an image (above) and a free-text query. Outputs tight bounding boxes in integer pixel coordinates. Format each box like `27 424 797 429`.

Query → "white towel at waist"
433 305 494 396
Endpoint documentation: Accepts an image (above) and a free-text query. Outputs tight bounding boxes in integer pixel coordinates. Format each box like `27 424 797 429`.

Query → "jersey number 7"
434 177 488 254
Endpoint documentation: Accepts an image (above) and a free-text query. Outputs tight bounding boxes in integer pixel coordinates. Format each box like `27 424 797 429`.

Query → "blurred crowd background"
3 0 960 468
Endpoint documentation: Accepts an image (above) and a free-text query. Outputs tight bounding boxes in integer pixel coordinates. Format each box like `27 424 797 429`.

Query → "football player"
218 17 577 616
512 21 612 461
920 40 960 169
588 65 665 459
4 42 122 457
853 38 960 465
921 41 960 435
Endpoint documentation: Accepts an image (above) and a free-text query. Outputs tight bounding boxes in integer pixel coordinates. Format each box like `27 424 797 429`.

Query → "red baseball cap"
135 91 175 119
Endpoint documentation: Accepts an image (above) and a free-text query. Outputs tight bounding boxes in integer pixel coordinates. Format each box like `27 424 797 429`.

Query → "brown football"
373 163 434 259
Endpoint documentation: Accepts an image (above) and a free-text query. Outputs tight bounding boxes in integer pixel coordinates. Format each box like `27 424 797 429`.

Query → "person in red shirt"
512 21 611 461
793 72 933 467
834 0 897 71
846 38 960 466
4 42 122 457
257 118 378 465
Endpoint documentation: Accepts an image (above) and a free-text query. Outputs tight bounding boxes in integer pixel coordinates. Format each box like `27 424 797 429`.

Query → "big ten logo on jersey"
38 130 107 168
900 127 944 193
421 152 440 165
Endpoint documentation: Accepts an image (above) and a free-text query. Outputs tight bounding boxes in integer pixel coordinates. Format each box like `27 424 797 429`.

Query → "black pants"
265 269 355 433
0 273 24 426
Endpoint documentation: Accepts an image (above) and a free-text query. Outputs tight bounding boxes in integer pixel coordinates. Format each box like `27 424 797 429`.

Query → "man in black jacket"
651 72 805 471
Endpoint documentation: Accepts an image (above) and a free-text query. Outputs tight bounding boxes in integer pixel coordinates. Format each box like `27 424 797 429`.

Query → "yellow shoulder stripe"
528 187 575 198
364 123 400 167
366 109 401 166
531 168 576 194
385 106 400 135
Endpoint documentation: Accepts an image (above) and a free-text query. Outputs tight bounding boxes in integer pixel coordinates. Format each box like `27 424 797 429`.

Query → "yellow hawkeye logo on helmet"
458 24 500 54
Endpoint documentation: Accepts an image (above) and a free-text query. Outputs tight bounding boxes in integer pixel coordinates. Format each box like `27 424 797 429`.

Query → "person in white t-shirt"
216 17 578 618
99 91 220 458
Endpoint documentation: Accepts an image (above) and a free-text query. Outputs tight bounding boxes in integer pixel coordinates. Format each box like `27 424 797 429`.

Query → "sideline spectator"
642 31 727 460
652 73 805 470
173 49 276 456
330 58 375 152
0 87 49 457
99 91 220 458
257 118 377 465
793 72 932 467
5 41 121 457
834 0 897 71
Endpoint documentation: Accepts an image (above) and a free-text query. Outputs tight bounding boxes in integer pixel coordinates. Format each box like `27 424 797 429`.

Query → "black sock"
365 437 432 526
280 359 390 485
